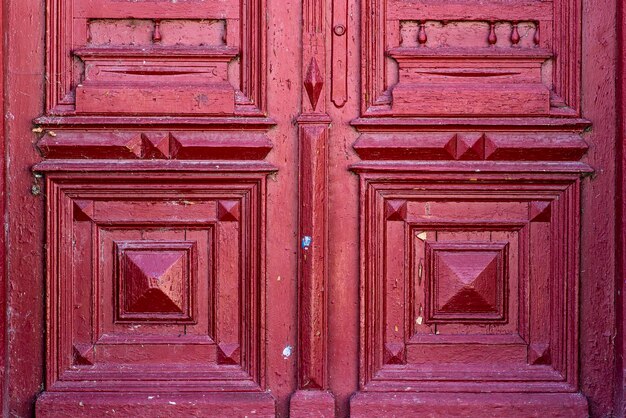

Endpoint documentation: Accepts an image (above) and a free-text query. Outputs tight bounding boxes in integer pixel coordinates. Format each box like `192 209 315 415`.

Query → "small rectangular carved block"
74 48 236 115
389 50 551 116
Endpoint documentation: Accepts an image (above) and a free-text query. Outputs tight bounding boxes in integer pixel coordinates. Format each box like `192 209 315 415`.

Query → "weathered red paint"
0 0 624 417
614 2 626 416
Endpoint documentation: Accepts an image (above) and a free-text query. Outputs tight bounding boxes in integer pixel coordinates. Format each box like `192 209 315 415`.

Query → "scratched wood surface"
0 0 622 417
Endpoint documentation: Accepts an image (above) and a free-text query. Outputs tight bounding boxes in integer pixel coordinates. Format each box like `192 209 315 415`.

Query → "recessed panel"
44 174 267 393
46 0 267 116
361 0 582 116
358 173 581 393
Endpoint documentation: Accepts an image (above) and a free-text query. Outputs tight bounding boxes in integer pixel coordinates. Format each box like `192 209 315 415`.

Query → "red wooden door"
1 0 622 416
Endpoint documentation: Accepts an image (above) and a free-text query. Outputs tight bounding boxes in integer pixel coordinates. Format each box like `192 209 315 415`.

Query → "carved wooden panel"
360 0 581 118
115 240 196 323
355 166 586 394
426 241 508 323
43 172 268 394
46 0 266 117
353 131 589 162
37 130 273 160
36 0 275 414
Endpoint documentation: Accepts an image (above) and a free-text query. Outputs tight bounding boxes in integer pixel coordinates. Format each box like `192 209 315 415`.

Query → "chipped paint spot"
301 236 312 249
282 345 293 359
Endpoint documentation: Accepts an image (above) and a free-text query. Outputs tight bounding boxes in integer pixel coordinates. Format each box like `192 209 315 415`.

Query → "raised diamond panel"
116 241 195 323
426 242 508 323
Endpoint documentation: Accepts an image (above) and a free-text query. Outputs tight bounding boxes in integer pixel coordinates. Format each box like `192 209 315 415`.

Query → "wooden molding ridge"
292 0 336 414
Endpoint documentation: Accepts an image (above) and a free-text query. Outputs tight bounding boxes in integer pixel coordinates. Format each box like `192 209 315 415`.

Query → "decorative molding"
297 122 329 390
296 0 331 394
37 131 273 160
385 199 408 221
115 240 196 324
360 0 582 117
425 241 508 324
41 172 267 393
353 131 589 161
331 0 348 107
304 58 324 111
388 48 551 117
354 167 584 393
290 0 336 412
217 200 242 222
45 0 267 119
529 201 552 222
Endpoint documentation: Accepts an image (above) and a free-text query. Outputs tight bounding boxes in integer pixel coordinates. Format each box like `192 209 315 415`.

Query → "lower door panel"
36 168 275 416
350 162 589 417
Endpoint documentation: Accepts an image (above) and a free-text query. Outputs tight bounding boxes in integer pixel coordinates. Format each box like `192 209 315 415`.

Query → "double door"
24 0 597 416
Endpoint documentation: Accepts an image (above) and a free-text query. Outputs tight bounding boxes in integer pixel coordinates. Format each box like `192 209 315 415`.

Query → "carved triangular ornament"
530 201 552 222
304 58 324 110
217 343 241 365
72 343 95 366
218 200 241 222
528 343 551 365
73 200 94 221
385 199 408 221
384 342 405 365
455 134 486 160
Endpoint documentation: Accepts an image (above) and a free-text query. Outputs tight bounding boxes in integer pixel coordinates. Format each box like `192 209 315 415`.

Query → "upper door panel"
360 0 581 118
46 0 266 118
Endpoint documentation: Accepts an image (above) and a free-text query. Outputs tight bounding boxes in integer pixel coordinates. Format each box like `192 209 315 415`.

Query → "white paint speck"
169 401 177 405
282 345 293 359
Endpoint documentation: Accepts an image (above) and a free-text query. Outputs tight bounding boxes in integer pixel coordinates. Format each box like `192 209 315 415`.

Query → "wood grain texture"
0 2 5 413
4 0 46 416
297 122 329 389
614 3 626 414
1 0 623 416
351 392 588 417
578 0 620 413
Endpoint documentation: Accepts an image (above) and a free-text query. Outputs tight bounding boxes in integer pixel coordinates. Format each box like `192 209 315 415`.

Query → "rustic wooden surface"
0 0 623 417
614 2 626 416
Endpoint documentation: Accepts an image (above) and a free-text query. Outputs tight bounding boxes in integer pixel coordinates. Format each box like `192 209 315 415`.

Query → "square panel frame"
44 172 267 393
357 169 582 394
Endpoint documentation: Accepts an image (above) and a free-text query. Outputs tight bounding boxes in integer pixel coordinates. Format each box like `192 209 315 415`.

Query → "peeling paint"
282 345 293 359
